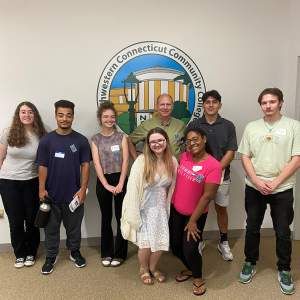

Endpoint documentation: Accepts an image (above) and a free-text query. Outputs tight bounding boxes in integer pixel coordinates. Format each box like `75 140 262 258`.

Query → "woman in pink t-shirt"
170 124 222 296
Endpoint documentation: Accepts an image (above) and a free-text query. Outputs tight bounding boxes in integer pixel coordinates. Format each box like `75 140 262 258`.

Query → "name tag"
111 145 120 152
275 128 286 136
192 165 202 172
55 152 65 158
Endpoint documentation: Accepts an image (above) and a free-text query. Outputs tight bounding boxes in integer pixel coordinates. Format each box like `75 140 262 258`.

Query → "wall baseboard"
0 228 276 252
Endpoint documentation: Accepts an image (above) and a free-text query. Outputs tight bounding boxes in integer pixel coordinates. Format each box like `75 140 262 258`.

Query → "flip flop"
175 270 193 282
193 279 206 296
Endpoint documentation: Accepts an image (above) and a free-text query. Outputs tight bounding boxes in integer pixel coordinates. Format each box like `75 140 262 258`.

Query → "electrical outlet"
0 208 4 218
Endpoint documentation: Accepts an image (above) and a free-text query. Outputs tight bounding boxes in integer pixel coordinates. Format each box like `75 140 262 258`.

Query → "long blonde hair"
143 127 174 184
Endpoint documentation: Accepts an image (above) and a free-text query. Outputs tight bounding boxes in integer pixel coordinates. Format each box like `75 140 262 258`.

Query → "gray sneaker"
278 271 295 295
239 262 256 284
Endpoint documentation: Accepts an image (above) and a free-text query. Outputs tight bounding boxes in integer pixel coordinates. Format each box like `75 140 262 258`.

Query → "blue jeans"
244 185 294 271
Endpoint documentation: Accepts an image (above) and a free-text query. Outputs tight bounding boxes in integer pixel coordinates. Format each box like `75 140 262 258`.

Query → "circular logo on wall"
97 41 206 134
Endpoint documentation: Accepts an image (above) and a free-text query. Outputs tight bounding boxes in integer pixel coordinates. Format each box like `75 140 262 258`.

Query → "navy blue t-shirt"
36 130 91 204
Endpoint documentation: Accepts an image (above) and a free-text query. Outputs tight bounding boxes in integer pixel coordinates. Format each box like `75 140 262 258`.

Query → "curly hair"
7 101 47 147
97 102 117 123
184 123 213 155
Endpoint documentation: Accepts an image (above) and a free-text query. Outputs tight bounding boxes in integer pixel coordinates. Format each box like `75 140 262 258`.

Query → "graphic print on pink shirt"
172 152 222 216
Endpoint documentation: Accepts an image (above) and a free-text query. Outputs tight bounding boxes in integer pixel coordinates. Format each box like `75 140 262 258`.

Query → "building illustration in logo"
97 41 206 134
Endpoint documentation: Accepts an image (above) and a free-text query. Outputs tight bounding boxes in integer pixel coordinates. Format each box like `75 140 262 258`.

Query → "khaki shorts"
215 180 230 207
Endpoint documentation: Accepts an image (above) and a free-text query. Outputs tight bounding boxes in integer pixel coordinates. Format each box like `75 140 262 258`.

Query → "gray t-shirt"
0 128 39 180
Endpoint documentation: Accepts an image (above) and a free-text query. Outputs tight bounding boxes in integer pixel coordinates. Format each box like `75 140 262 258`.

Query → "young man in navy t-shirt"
37 100 91 275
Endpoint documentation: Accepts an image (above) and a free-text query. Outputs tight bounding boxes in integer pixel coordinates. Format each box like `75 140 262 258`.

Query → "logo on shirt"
178 166 205 183
97 41 206 134
70 144 77 153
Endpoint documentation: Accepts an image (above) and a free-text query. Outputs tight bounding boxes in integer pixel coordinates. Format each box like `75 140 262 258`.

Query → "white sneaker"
198 241 206 256
110 259 124 267
24 255 35 267
217 241 233 261
101 257 112 267
14 258 25 268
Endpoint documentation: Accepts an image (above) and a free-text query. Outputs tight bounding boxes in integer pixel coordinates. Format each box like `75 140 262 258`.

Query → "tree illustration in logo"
123 72 140 133
172 72 192 124
172 101 191 124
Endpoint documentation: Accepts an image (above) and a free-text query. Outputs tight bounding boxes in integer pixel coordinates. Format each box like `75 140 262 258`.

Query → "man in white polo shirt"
238 88 300 295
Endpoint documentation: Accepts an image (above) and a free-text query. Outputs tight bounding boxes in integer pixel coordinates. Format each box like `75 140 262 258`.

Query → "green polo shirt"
130 114 185 158
238 116 300 193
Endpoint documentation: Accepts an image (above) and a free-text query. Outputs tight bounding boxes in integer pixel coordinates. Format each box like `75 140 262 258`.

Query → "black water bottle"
34 196 52 228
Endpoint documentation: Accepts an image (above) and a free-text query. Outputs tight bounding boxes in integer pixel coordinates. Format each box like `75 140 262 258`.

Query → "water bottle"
34 196 52 228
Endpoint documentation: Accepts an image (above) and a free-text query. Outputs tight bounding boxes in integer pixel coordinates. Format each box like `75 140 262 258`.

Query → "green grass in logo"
117 112 132 135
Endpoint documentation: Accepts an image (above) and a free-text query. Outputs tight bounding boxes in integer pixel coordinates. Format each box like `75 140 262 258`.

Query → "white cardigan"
120 154 178 243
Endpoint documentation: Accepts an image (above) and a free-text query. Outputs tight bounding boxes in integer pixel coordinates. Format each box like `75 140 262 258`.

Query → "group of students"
0 87 299 296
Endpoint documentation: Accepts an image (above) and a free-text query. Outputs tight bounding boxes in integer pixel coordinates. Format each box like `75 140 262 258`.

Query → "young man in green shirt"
129 94 185 159
238 88 300 295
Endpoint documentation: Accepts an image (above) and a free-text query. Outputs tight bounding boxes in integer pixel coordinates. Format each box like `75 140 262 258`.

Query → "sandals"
193 279 206 296
175 270 193 282
140 270 154 285
151 270 166 283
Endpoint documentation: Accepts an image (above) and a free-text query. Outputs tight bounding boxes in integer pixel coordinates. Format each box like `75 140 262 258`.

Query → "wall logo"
97 41 206 134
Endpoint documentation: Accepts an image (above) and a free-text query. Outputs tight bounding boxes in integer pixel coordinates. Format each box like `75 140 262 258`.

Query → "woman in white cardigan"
121 127 177 285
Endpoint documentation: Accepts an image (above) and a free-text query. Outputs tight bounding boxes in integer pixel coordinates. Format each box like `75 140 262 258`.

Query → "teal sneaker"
278 271 295 295
239 262 256 284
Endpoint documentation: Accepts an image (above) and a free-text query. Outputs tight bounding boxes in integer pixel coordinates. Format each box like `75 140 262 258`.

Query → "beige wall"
0 0 299 244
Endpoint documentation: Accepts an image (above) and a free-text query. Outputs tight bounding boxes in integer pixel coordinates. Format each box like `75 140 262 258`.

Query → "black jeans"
96 173 128 260
244 185 294 271
0 178 40 258
169 205 208 278
45 202 84 258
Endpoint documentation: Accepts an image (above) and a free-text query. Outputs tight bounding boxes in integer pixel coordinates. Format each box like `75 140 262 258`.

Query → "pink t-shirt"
172 152 222 216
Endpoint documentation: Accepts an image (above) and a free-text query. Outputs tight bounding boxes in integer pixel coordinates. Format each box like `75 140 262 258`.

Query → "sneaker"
24 255 35 267
70 250 86 268
14 258 25 268
198 241 206 256
41 257 57 275
111 258 124 267
278 271 295 295
239 262 256 284
101 257 112 267
217 241 233 261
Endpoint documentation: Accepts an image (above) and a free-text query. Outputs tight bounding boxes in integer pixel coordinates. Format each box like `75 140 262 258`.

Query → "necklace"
263 117 281 142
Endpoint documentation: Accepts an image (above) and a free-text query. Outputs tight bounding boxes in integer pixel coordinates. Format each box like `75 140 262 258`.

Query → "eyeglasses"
185 137 201 146
149 138 166 146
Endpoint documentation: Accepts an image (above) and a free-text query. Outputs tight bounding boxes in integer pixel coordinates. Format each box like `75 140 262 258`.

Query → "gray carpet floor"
0 237 299 299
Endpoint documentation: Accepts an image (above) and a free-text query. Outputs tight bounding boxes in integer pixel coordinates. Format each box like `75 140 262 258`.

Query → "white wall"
0 0 299 244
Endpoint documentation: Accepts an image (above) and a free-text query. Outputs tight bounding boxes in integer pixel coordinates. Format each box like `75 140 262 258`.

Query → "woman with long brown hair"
121 127 178 285
0 101 46 268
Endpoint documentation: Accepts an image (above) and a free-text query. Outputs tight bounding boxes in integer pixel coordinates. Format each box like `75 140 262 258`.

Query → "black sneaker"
14 257 25 268
24 255 35 267
41 257 57 275
70 250 86 268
